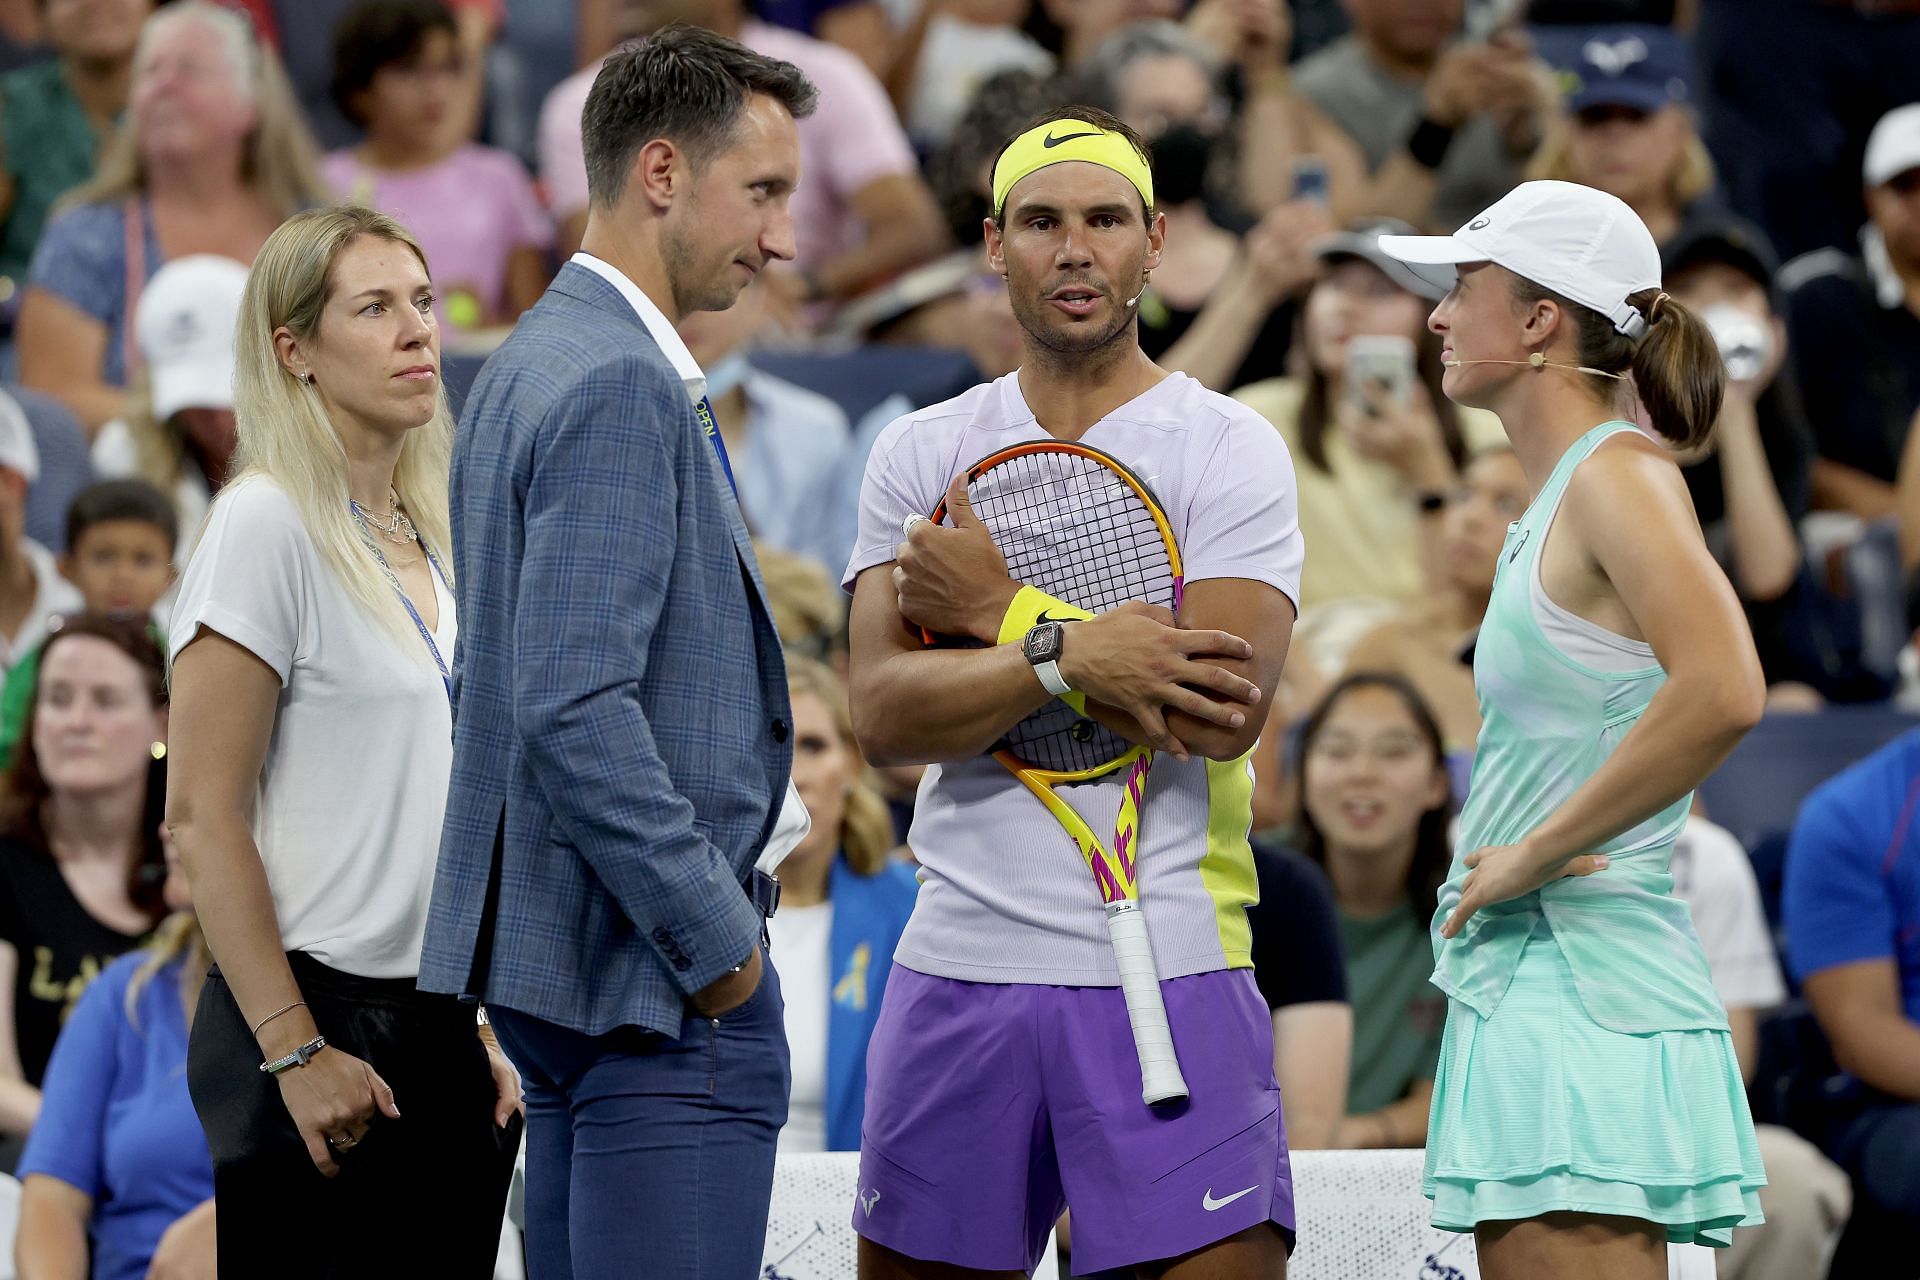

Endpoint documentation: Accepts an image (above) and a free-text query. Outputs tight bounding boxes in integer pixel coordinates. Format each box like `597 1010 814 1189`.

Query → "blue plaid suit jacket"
419 263 793 1036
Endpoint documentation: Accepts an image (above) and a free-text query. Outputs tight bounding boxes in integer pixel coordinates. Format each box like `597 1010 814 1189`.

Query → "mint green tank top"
1431 422 1727 1034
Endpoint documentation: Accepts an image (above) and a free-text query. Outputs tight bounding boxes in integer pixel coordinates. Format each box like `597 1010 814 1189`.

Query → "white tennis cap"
1377 180 1663 340
1864 103 1920 188
135 254 249 422
0 388 38 484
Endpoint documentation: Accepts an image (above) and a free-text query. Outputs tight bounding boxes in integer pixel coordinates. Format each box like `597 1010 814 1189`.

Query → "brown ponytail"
1506 278 1726 452
1625 288 1725 452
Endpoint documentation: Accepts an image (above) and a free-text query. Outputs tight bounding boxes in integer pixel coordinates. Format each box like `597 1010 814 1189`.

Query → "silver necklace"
351 487 419 546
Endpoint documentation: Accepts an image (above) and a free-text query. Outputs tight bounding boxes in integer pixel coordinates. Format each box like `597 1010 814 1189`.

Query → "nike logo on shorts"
859 1188 881 1217
1202 1184 1259 1212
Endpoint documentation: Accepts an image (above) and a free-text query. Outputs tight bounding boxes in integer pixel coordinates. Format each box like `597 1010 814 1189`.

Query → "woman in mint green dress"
1375 180 1769 1278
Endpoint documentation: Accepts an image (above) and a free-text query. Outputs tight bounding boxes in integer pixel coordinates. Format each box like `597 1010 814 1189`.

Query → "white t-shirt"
842 371 1305 985
1670 814 1787 1012
168 477 456 978
769 900 832 1153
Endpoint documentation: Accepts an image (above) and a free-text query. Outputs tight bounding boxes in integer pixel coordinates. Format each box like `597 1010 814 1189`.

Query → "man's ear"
631 137 684 213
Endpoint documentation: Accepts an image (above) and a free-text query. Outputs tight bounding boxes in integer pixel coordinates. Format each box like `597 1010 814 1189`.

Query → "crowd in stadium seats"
0 0 1916 1275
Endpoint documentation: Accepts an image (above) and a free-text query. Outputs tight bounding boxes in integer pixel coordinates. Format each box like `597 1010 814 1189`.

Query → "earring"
149 741 167 761
299 371 314 386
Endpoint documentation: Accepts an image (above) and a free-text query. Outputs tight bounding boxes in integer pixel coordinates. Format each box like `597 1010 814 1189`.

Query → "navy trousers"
490 954 789 1280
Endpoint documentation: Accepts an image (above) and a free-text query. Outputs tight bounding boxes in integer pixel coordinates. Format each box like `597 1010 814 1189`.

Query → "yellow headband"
991 120 1155 220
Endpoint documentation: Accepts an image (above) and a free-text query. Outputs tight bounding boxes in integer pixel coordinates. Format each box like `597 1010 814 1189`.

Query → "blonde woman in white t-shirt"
165 206 519 1278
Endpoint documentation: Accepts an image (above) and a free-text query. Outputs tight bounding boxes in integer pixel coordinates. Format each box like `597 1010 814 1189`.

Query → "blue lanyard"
349 503 452 698
694 395 738 499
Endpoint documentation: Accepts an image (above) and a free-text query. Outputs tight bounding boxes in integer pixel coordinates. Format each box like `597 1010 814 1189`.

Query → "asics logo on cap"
1043 130 1102 148
1467 217 1491 231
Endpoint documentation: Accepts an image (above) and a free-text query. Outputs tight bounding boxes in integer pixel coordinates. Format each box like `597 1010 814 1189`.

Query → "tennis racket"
923 440 1189 1106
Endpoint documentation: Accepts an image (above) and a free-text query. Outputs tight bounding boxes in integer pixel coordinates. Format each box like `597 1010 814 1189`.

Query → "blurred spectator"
1344 446 1527 752
10 386 95 555
326 0 551 333
886 0 1055 147
0 480 175 769
0 393 82 676
0 617 169 1159
580 0 897 79
540 0 948 313
756 540 847 667
1526 24 1712 248
1234 220 1506 610
1670 813 1853 1280
0 0 155 315
1293 0 1556 229
218 0 505 151
770 658 915 1153
14 853 216 1280
1527 0 1691 27
1661 214 1827 691
0 0 43 72
1782 729 1920 1266
1693 0 1920 264
926 65 1061 248
758 0 895 77
16 2 328 436
1291 673 1450 1151
831 253 1025 384
1243 843 1350 1151
94 255 248 548
1794 102 1920 521
1027 0 1182 70
1176 0 1369 216
1075 21 1328 391
678 277 852 572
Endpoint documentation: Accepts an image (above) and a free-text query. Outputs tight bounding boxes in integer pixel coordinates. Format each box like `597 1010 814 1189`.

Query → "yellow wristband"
999 586 1092 712
997 585 1093 646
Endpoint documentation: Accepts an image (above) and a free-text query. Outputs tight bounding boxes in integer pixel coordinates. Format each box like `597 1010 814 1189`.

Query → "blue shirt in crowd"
26 199 163 389
18 950 214 1280
1783 727 1920 1023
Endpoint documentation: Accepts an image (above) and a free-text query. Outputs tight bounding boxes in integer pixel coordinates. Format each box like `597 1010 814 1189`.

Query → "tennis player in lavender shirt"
843 108 1306 1278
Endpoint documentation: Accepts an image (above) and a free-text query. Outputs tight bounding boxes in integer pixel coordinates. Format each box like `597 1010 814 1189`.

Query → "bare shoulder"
1561 430 1699 539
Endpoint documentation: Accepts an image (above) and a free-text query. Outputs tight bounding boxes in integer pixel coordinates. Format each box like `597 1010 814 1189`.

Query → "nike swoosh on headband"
1043 130 1102 148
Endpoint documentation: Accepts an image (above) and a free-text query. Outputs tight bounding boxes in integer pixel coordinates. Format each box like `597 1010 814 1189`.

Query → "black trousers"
188 951 520 1278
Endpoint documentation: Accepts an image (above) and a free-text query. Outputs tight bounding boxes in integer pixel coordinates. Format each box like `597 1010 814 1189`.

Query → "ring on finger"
901 513 929 537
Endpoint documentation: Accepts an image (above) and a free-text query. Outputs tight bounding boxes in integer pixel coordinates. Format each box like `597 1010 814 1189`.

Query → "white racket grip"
1105 900 1189 1106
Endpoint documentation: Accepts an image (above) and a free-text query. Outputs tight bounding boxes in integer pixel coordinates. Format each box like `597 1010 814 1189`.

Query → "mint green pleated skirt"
1423 929 1766 1247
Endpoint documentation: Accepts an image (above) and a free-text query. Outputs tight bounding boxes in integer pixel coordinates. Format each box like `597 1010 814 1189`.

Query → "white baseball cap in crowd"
1377 180 1664 340
1864 103 1920 188
135 254 251 423
0 387 39 484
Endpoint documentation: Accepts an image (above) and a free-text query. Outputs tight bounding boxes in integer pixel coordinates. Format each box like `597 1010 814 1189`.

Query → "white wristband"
1034 657 1071 696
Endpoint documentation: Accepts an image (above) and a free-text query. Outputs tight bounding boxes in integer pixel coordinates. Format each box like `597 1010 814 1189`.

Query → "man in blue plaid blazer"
418 27 818 1279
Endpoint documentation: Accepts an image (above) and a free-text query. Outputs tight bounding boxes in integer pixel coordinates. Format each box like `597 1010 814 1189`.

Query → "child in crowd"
0 481 177 767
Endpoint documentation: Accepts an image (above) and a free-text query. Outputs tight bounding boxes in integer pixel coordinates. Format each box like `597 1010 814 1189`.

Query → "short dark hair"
581 24 818 211
66 480 179 554
989 105 1155 229
330 0 459 128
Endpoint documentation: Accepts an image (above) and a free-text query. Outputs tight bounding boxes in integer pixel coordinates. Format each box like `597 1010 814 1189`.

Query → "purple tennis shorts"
852 964 1295 1274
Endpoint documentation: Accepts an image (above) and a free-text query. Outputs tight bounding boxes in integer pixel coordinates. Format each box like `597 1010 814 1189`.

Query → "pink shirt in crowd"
538 21 919 271
324 143 553 331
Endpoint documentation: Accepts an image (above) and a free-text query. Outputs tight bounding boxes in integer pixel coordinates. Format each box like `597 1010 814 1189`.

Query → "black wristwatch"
1023 620 1072 696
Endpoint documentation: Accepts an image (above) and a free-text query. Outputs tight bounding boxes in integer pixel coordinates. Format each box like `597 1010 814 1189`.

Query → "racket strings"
968 451 1177 775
